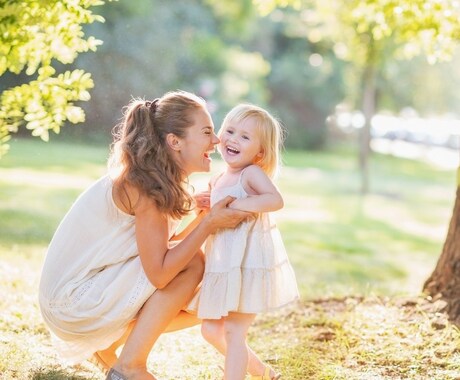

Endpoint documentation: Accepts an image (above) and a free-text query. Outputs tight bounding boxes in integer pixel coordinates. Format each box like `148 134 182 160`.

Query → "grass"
1 137 459 379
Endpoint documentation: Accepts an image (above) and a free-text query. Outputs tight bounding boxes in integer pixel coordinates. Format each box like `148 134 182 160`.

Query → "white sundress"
188 171 299 319
38 175 177 364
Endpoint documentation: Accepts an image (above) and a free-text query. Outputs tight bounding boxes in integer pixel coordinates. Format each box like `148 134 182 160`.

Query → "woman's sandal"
105 367 128 380
250 367 281 380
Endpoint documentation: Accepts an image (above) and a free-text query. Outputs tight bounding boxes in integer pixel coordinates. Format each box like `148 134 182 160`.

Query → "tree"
0 0 113 157
254 0 460 193
423 169 460 325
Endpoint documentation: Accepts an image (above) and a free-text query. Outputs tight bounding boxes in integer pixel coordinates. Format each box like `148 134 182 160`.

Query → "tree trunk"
424 170 460 324
359 64 376 195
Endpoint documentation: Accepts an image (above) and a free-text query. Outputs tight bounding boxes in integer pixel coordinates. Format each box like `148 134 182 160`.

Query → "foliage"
263 24 346 148
379 50 460 114
0 0 113 157
3 0 460 153
49 0 345 148
305 0 460 66
253 0 460 105
74 0 274 136
204 1 347 148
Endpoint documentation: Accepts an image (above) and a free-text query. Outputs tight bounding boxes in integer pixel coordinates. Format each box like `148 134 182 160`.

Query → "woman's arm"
229 165 284 213
135 194 250 289
170 210 207 241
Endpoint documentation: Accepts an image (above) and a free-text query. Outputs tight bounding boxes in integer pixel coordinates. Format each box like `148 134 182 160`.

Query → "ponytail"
109 91 205 218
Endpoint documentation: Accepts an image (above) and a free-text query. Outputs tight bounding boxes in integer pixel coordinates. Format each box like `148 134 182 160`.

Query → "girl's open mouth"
226 146 240 155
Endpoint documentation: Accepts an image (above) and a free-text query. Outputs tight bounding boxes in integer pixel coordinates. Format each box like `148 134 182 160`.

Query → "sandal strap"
106 367 128 380
264 367 271 378
250 367 272 379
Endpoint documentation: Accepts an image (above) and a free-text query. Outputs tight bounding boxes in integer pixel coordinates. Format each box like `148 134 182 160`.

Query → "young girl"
189 104 299 380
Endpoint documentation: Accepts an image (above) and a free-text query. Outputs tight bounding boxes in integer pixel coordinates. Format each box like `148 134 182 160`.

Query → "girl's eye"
242 135 249 140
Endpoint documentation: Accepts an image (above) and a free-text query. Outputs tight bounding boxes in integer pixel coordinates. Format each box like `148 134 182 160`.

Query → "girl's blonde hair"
219 103 285 178
109 90 206 219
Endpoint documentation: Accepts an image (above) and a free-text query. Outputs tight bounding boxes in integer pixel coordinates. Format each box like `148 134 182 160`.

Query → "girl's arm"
229 165 284 213
193 190 211 212
134 192 250 289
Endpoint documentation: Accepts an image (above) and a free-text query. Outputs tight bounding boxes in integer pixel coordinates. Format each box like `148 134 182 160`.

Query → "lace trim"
48 279 94 309
127 272 148 308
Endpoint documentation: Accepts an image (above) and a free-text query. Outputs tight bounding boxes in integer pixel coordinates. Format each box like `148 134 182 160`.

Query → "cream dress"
39 175 177 364
188 171 299 319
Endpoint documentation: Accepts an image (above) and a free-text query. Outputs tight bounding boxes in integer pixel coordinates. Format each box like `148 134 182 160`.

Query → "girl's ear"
166 133 182 151
254 149 264 163
257 147 265 159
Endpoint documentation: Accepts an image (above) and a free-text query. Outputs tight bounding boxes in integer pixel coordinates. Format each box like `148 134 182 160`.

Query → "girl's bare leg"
201 317 273 377
222 312 256 380
107 253 204 379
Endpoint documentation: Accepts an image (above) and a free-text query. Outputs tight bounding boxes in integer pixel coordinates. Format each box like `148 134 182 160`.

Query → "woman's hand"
205 195 254 232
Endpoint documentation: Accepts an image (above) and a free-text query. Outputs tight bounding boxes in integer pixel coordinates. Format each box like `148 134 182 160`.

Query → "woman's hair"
108 90 206 218
218 103 285 178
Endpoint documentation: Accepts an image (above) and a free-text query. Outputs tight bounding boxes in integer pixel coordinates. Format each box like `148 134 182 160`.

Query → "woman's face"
176 107 219 175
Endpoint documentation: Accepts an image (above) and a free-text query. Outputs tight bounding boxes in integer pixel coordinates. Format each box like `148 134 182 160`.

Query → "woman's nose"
212 133 220 145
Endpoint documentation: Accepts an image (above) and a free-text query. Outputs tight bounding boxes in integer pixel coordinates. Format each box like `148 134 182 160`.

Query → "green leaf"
0 0 118 155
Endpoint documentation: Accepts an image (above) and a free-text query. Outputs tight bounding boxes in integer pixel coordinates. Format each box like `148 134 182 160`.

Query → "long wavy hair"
219 103 285 179
108 90 206 219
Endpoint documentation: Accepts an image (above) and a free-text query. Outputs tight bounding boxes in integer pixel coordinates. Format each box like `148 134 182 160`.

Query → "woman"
39 90 251 380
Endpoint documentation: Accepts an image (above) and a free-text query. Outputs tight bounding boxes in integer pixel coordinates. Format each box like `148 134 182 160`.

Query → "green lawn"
0 137 458 379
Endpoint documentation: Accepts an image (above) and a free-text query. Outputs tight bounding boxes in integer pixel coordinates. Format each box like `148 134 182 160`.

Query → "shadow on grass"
31 368 96 380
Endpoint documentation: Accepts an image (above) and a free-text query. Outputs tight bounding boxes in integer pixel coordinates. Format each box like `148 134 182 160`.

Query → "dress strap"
237 167 248 184
210 172 224 189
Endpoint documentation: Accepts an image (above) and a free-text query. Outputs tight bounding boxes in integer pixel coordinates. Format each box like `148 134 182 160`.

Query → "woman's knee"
185 251 205 282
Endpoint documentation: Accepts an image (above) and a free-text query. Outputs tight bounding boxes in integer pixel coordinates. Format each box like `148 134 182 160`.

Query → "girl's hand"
205 195 254 232
194 190 211 211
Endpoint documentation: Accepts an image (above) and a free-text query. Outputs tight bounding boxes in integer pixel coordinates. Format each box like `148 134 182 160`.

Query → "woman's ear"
166 133 182 151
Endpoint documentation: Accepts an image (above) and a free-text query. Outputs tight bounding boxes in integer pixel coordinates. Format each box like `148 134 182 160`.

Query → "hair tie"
146 98 160 117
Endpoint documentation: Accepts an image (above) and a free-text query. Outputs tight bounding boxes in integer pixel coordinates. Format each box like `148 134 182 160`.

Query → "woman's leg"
110 253 204 379
164 310 201 332
95 310 200 370
95 324 134 369
201 317 268 376
222 312 256 380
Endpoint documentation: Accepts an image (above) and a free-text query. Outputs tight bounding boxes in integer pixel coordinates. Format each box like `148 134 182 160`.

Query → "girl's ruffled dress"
189 174 299 319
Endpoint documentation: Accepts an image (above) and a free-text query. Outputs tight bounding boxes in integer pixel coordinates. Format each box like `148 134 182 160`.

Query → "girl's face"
176 107 219 175
219 116 263 171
